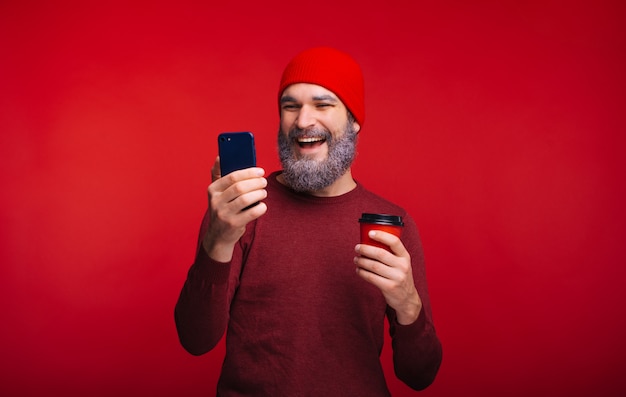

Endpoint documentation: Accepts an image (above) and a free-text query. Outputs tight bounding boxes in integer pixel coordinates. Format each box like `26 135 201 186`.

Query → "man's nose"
295 106 316 129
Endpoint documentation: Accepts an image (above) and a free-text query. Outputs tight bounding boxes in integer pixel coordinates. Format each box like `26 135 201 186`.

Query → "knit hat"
278 47 365 126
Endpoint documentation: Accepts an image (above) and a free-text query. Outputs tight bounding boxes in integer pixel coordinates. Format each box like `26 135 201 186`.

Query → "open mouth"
297 136 326 148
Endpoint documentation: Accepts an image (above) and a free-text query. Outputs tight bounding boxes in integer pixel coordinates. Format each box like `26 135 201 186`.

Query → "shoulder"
354 181 408 217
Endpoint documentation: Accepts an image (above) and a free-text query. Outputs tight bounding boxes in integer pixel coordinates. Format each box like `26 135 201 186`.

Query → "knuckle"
373 251 387 262
231 184 243 196
230 181 247 196
223 173 238 185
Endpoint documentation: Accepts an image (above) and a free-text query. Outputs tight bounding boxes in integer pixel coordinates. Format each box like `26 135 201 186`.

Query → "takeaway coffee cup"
359 213 404 251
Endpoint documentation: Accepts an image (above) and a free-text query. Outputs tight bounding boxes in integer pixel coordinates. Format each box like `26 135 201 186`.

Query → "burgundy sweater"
175 172 442 396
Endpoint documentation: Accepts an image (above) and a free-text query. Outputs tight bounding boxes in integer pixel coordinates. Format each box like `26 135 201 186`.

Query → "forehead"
280 83 340 102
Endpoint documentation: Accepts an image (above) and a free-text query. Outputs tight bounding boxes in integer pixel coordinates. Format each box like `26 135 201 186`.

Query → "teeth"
298 137 324 143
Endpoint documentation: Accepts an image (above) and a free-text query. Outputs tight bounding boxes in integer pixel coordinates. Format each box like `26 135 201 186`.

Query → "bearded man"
175 47 442 396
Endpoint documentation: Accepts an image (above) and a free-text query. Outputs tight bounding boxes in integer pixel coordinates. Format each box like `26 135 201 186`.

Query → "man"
175 47 442 396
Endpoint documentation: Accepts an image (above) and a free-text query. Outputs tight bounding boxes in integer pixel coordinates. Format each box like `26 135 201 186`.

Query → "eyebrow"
280 94 339 103
280 96 297 104
312 94 339 102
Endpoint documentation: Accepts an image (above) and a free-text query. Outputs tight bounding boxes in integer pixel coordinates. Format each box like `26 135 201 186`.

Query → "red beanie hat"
278 47 365 126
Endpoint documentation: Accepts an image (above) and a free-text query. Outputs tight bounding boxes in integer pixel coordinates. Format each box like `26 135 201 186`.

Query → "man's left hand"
354 231 422 325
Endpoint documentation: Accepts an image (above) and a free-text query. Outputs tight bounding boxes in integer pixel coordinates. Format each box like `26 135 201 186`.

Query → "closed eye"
280 96 301 111
281 103 300 110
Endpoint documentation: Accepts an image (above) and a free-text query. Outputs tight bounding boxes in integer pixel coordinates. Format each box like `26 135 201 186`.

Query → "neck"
277 169 357 197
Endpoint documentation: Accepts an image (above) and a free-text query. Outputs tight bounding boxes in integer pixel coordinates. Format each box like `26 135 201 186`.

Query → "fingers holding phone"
204 132 268 261
215 131 264 212
211 166 268 214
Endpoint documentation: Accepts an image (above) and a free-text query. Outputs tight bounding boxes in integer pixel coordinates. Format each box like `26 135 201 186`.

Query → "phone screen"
218 132 257 176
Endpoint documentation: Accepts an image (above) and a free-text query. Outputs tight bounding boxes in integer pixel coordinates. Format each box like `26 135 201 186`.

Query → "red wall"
1 1 624 396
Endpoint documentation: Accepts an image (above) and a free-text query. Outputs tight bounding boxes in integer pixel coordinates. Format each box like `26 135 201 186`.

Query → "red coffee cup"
359 213 404 251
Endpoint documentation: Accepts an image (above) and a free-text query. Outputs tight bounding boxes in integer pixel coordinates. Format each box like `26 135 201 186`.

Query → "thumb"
211 156 221 182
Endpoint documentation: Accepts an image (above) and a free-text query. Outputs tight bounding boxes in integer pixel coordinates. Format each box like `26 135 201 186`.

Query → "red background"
1 1 625 396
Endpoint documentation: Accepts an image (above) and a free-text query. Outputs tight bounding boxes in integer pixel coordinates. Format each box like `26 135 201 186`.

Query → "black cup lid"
359 213 404 226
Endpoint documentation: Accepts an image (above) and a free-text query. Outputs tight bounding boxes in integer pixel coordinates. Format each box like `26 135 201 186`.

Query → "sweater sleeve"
388 309 443 390
387 214 443 390
174 210 242 356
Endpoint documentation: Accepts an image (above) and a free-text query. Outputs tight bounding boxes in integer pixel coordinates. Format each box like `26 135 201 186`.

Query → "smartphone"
218 132 257 176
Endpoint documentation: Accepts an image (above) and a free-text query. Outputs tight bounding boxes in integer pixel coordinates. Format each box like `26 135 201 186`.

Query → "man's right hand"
203 156 268 262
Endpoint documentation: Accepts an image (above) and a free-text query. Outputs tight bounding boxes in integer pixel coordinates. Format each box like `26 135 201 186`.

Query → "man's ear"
353 121 361 133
